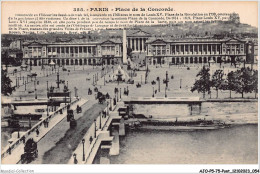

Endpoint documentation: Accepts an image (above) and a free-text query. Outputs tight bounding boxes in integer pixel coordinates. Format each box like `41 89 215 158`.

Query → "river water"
110 124 258 164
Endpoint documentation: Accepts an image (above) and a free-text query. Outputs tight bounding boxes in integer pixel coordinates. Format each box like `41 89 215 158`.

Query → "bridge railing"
1 97 80 160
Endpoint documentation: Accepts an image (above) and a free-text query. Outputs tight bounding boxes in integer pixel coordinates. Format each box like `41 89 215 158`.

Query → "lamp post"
17 124 20 138
165 87 167 98
82 139 85 161
180 78 182 89
165 71 169 89
94 119 96 138
93 75 94 85
156 77 160 92
120 88 121 99
99 112 102 129
107 101 109 115
152 87 154 97
47 81 49 92
34 80 37 99
110 98 112 110
104 75 106 86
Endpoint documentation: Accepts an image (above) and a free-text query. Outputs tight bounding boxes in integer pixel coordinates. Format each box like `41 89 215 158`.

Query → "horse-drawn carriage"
151 80 156 85
94 87 99 92
76 105 82 113
127 79 134 84
88 88 92 95
97 92 106 104
67 109 74 122
136 83 141 88
20 138 38 164
70 118 77 128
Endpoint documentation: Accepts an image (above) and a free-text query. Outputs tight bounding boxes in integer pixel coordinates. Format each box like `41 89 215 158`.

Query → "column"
210 44 213 55
136 38 138 51
133 38 135 51
130 38 133 51
183 44 185 55
188 44 190 55
36 47 39 58
207 44 209 55
198 44 200 55
193 44 194 55
137 38 140 51
51 47 53 58
142 38 145 52
69 46 71 57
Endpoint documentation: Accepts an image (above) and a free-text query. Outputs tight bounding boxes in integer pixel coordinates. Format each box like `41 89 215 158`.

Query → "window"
181 45 184 53
185 45 188 52
172 45 175 53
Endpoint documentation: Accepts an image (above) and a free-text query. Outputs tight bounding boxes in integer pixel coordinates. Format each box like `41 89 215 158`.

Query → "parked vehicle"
67 109 74 122
20 138 38 164
70 118 77 128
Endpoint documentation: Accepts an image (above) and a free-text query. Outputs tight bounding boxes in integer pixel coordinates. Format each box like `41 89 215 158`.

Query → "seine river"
109 124 258 164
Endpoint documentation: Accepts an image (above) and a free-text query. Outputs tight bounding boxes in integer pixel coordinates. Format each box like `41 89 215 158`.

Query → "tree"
229 12 240 24
127 47 133 57
234 67 253 98
226 71 237 98
251 69 258 98
191 66 211 98
211 70 225 98
1 69 14 96
1 50 9 70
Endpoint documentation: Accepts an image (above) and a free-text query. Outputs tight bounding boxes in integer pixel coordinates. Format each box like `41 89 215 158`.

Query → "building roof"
23 38 123 46
146 37 246 44
127 29 152 37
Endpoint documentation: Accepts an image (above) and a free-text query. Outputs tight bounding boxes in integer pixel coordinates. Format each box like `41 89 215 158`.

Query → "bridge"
1 97 86 164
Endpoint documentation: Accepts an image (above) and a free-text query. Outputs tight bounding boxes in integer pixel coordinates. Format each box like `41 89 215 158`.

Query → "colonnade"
127 37 148 52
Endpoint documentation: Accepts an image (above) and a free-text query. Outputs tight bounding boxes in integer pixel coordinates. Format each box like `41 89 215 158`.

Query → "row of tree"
191 66 258 98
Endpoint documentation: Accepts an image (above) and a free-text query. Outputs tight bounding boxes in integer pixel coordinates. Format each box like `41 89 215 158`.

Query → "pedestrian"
113 98 116 105
46 118 49 128
89 136 93 144
36 129 39 137
43 120 47 128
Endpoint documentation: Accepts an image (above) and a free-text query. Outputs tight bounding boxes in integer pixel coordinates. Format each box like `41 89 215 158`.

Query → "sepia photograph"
0 1 259 173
